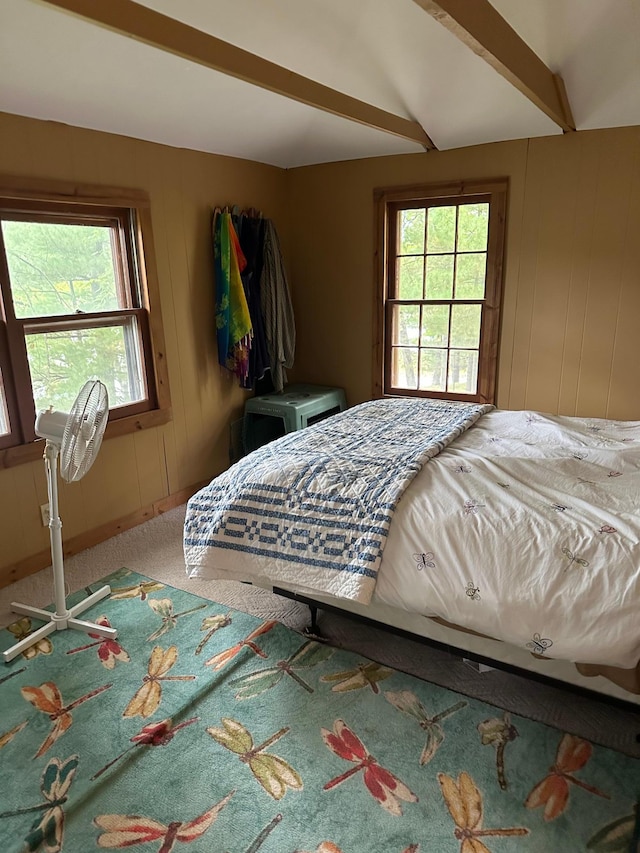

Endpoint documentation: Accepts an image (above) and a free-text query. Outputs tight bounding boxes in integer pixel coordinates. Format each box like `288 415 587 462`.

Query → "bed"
184 397 640 708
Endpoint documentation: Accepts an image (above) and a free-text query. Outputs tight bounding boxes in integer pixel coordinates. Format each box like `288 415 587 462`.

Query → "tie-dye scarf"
213 211 252 382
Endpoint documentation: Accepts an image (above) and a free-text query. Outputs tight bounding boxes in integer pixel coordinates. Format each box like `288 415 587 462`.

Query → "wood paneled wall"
2 112 639 585
287 127 640 420
0 112 288 583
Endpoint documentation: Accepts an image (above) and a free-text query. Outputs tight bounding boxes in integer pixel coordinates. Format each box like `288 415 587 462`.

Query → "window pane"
26 318 145 414
0 369 9 436
426 206 456 254
421 304 449 347
398 208 425 255
392 304 420 346
391 347 418 389
425 255 454 299
418 349 446 392
451 304 481 348
447 350 479 394
2 220 123 318
455 253 486 299
457 203 489 252
397 256 423 299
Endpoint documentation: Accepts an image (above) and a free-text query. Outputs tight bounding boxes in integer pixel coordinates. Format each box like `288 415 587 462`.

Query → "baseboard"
0 480 209 590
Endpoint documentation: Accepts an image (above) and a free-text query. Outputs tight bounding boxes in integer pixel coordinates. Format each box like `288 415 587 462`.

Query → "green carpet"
0 569 638 853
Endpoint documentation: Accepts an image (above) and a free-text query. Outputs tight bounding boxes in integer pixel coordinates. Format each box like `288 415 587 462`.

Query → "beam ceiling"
36 0 436 150
413 0 575 133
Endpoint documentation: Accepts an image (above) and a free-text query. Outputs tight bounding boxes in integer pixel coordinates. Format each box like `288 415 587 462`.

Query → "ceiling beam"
413 0 575 132
36 0 436 150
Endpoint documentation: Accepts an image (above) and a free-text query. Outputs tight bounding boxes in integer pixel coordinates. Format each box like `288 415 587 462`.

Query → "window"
0 177 170 462
375 179 507 404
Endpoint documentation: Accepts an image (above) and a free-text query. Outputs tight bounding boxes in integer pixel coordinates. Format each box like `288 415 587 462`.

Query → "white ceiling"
1 0 639 168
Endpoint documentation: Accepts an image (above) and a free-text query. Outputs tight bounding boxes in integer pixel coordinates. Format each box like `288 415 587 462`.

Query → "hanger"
214 204 263 219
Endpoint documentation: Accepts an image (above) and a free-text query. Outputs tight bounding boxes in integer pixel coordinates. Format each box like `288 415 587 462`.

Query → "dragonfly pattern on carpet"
66 616 129 669
0 569 638 853
0 755 79 853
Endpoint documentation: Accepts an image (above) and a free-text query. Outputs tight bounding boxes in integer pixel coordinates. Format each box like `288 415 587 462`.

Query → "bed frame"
268 584 640 715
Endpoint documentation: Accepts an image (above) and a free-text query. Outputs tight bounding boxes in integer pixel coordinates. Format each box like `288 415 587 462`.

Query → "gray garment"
260 219 296 392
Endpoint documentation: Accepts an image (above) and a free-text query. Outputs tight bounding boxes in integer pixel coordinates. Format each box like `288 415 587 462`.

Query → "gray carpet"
1 505 638 757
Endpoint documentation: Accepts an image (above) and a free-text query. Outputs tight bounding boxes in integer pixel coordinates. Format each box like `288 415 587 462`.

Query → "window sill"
0 407 172 470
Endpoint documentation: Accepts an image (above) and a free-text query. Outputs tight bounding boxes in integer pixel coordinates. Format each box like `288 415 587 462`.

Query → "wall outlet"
40 503 50 527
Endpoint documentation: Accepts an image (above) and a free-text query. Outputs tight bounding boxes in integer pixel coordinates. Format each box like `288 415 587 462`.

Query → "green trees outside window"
376 180 507 405
0 180 169 458
2 220 145 417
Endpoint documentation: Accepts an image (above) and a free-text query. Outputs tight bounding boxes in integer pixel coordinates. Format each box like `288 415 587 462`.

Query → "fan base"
3 584 116 663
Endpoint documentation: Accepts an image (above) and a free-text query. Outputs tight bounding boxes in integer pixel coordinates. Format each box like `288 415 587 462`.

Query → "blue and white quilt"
184 397 491 603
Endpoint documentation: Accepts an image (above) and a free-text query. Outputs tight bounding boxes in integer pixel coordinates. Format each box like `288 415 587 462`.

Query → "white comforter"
374 409 640 668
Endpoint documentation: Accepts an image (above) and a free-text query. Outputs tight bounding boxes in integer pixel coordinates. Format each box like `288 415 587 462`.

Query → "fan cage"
60 380 109 483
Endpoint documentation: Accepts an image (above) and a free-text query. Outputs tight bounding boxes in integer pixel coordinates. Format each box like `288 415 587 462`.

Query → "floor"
1 505 638 758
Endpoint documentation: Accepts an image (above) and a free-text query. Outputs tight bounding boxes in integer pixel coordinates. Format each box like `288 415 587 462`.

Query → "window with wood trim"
375 180 507 404
0 178 170 462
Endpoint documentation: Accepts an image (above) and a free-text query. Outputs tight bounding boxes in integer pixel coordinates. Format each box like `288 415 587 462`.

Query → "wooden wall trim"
0 408 172 470
0 174 151 207
0 478 209 590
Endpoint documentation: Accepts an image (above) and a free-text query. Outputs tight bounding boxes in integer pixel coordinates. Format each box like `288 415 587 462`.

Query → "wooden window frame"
373 178 507 404
0 176 171 468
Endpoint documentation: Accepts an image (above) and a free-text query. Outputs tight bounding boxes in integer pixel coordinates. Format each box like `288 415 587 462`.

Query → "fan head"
59 381 109 482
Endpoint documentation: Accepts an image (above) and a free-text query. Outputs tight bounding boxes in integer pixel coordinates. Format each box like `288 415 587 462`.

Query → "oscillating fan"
3 380 117 663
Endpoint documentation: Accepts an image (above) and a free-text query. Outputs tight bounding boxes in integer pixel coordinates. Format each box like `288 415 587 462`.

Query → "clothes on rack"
212 207 295 392
260 219 296 393
213 210 252 383
232 211 269 389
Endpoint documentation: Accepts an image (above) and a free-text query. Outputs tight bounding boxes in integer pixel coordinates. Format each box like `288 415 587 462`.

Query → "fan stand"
3 441 117 664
